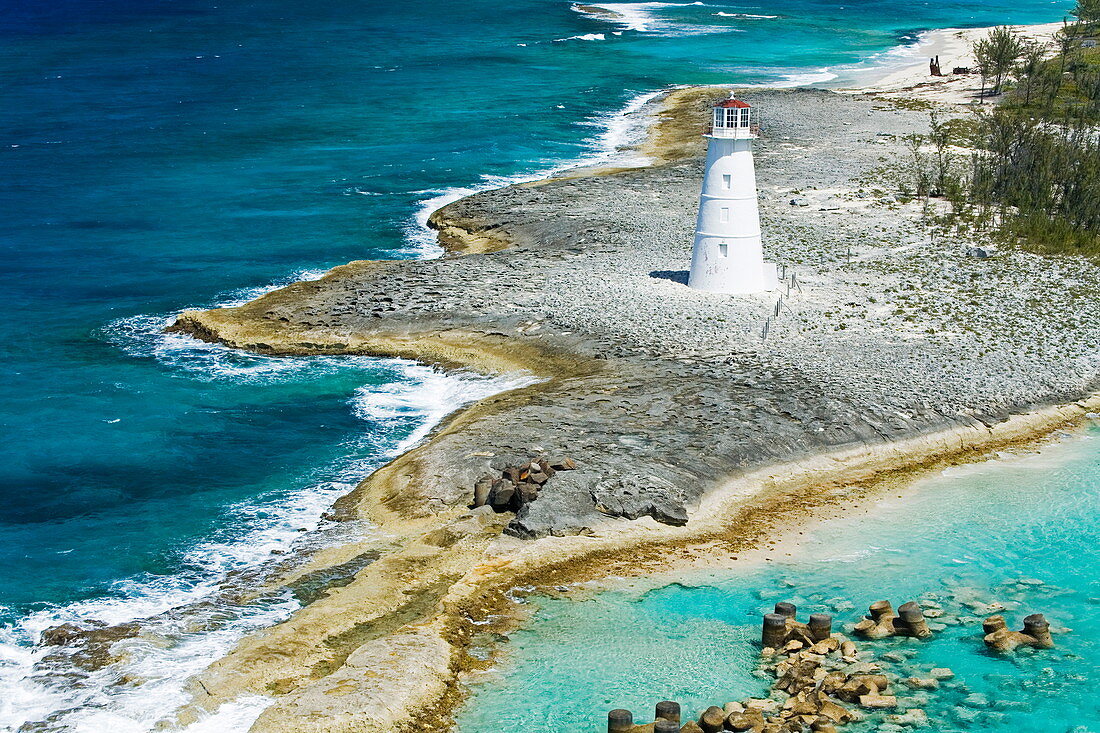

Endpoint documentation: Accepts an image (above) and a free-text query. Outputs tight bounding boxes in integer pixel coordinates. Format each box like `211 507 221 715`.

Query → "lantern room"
709 98 756 139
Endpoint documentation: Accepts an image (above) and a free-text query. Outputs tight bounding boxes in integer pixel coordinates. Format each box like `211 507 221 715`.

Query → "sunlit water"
0 0 1078 729
459 431 1100 732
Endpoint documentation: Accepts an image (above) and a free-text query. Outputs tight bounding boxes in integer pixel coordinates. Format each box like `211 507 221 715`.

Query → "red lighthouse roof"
715 98 751 108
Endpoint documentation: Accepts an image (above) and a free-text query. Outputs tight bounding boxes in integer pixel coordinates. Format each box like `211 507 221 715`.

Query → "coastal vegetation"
909 8 1100 256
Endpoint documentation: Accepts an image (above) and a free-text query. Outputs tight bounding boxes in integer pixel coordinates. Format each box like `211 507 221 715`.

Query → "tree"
1072 0 1100 26
975 26 1026 95
973 37 993 100
1016 41 1046 105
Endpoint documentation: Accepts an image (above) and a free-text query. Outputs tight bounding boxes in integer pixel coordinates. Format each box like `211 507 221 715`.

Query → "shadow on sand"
649 270 689 285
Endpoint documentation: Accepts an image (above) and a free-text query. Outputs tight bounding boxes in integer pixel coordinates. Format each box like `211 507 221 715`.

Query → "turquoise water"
458 431 1100 731
0 0 1078 729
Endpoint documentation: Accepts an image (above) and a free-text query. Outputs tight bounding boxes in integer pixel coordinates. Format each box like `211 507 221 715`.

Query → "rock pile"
605 592 1064 733
470 456 576 513
608 602 924 733
982 612 1055 652
852 600 934 640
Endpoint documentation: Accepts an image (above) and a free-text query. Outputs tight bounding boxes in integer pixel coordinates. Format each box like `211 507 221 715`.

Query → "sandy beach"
836 22 1066 103
128 19 1100 731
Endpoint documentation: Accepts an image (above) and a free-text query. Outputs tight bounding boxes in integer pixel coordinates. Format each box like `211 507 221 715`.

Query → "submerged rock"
983 612 1055 652
37 620 141 671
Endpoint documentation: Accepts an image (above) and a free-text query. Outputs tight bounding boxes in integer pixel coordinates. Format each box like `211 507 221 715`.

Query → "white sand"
839 22 1066 104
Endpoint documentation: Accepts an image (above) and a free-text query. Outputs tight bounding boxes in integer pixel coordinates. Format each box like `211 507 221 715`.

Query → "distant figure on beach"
687 96 778 294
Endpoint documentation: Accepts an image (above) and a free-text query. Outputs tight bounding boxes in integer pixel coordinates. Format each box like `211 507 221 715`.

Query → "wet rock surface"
36 620 142 672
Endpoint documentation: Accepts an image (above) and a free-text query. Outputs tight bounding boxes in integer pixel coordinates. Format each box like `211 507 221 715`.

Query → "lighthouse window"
740 108 751 127
726 108 738 127
719 243 729 257
720 207 730 222
722 174 731 189
714 109 724 127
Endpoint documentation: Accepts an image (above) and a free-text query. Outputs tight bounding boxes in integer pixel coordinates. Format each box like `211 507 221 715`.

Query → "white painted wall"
688 132 777 294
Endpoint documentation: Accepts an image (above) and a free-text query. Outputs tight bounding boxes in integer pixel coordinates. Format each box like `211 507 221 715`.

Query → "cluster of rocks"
752 603 909 729
608 602 927 733
852 600 933 640
848 598 1058 654
982 613 1054 652
470 456 576 513
605 594 1065 733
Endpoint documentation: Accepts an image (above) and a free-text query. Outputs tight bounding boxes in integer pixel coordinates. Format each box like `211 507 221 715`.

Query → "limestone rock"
857 694 897 709
37 620 141 671
698 705 725 732
885 708 929 727
590 475 688 526
853 600 896 639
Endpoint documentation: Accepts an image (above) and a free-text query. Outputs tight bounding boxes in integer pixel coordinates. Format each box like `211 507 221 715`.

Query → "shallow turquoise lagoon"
459 431 1100 731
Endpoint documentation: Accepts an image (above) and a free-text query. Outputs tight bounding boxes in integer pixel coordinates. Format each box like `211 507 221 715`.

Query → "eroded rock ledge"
163 88 1100 732
172 88 1100 540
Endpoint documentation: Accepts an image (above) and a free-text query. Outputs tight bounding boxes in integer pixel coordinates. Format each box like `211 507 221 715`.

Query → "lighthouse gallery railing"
706 124 760 139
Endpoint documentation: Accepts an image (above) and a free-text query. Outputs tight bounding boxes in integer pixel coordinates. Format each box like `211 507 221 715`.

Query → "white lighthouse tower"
688 97 777 294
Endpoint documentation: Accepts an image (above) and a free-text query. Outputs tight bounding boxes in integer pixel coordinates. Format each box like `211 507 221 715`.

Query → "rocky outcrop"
471 456 577 514
156 88 1100 733
607 602 918 733
852 600 935 640
982 612 1055 652
37 620 141 671
591 475 689 526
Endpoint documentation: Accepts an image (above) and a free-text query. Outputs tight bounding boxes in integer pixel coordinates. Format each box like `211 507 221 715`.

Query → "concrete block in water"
807 613 832 641
762 612 787 649
984 612 1055 651
853 600 896 639
774 601 797 618
653 719 680 733
1023 613 1054 648
896 601 932 639
608 709 633 733
655 700 681 723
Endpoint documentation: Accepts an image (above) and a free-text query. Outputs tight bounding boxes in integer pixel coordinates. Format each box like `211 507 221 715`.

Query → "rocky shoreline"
161 86 1100 731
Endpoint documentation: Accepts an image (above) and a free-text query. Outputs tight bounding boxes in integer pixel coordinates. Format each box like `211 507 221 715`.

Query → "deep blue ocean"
0 0 1077 729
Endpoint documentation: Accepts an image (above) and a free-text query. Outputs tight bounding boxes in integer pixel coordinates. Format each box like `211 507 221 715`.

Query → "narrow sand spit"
161 38 1100 733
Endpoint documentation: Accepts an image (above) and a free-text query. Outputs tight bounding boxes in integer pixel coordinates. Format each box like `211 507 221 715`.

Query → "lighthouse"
688 97 777 294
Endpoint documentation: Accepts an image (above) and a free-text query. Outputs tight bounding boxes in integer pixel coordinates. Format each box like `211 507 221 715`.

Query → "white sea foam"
769 68 840 87
714 11 778 18
0 319 538 731
580 2 659 32
813 31 932 89
107 312 356 383
405 88 663 258
553 32 607 41
218 267 330 307
352 365 541 454
574 1 710 33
